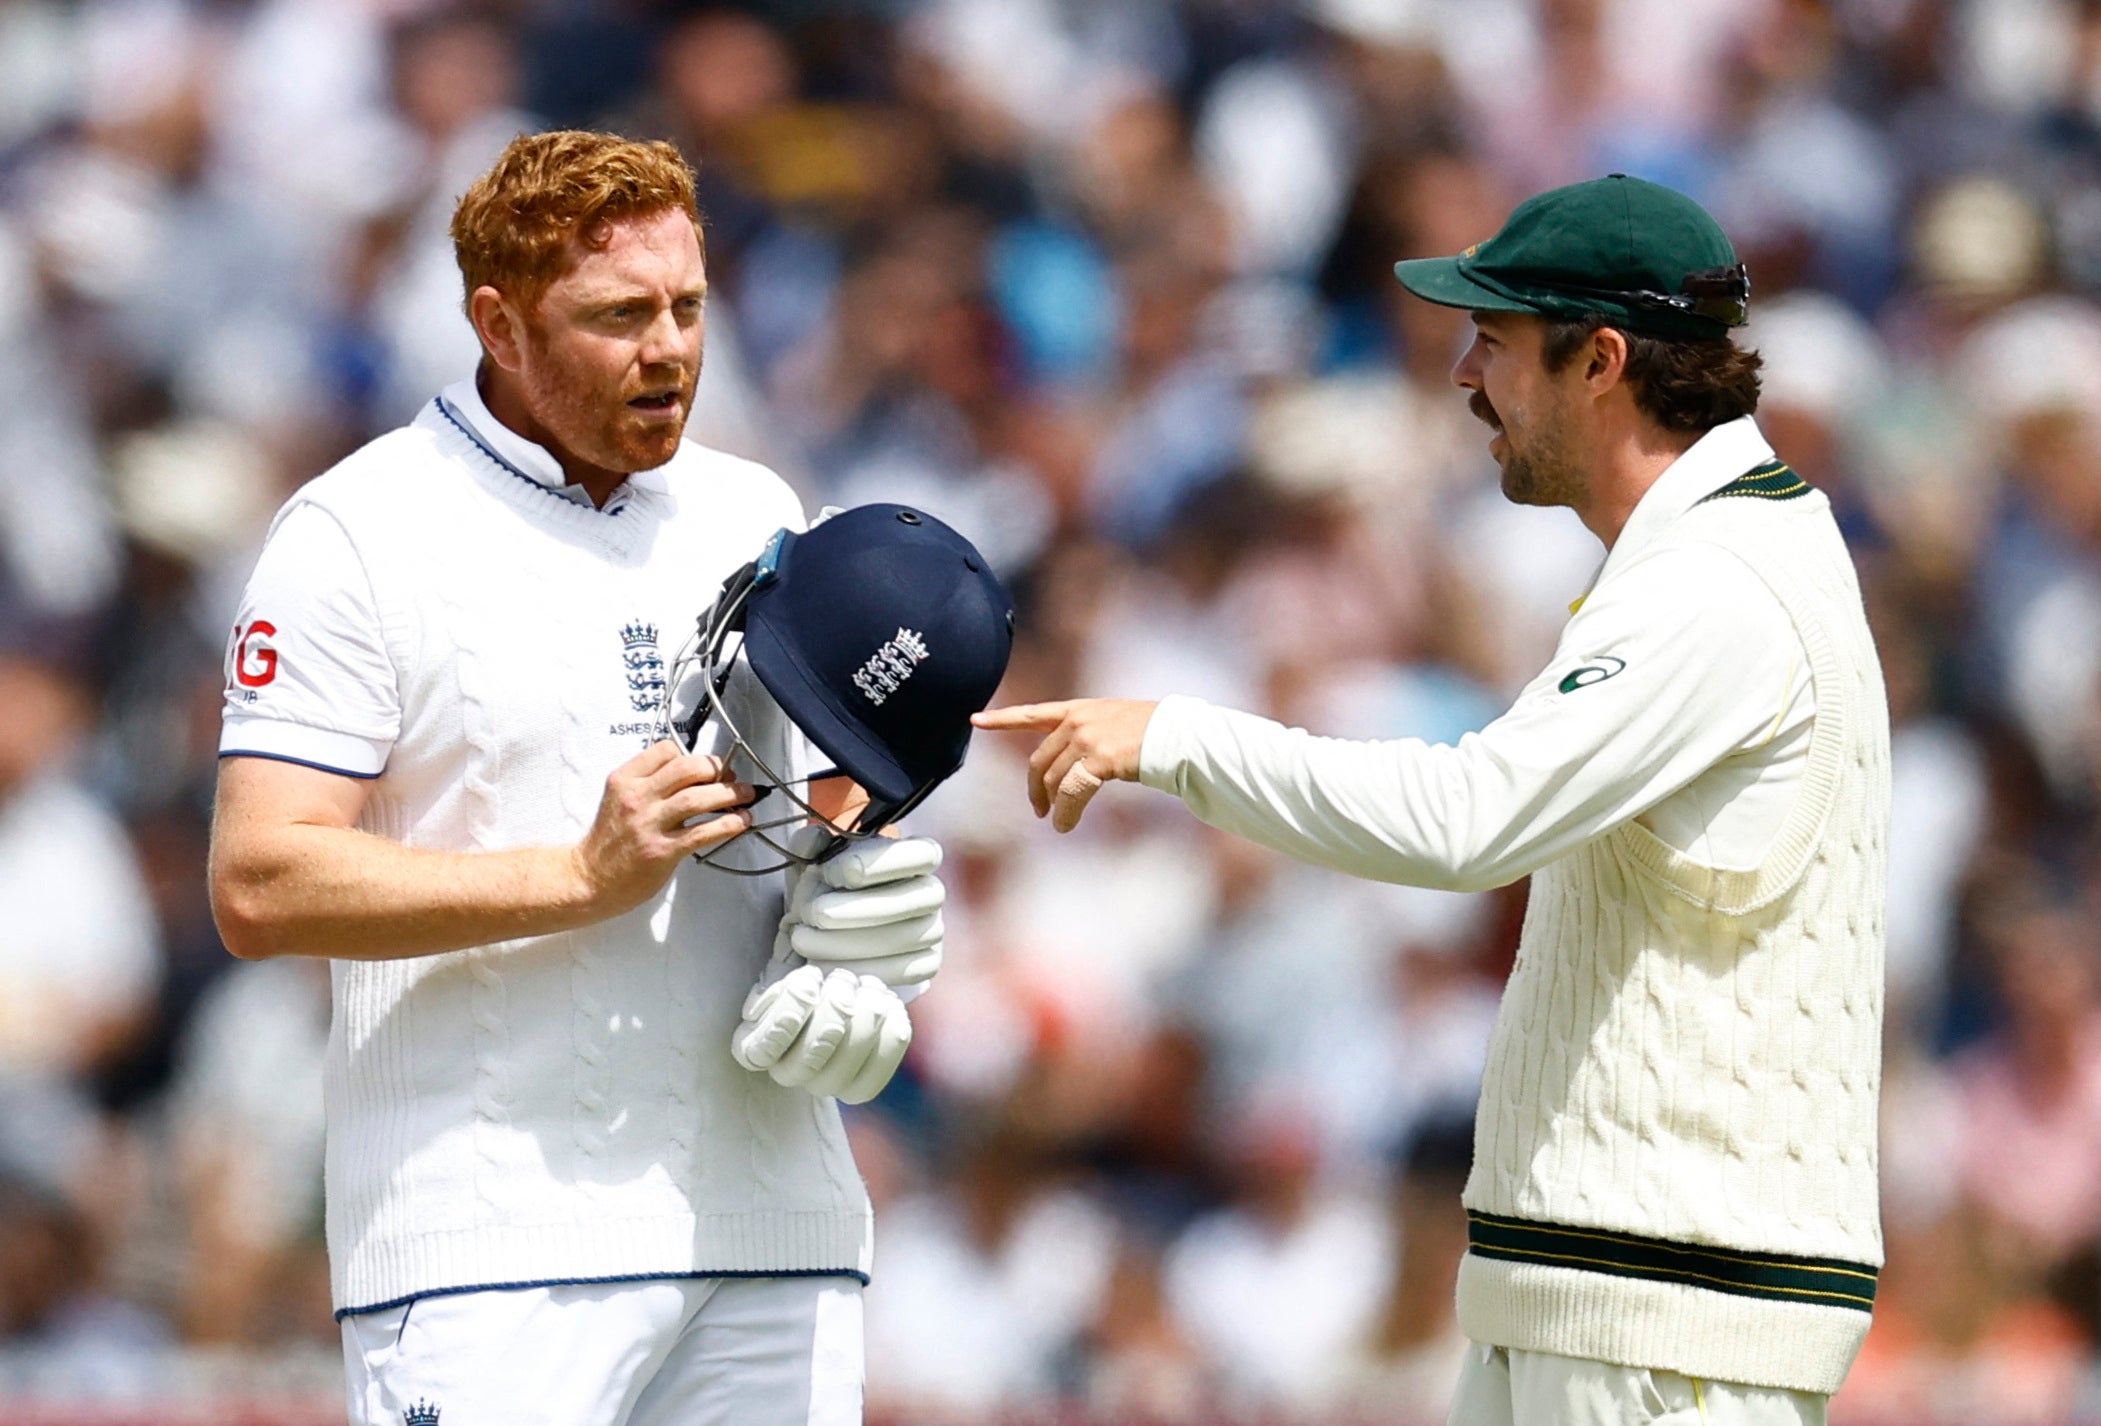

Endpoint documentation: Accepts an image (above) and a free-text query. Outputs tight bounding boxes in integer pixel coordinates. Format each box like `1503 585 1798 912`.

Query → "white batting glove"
781 831 946 995
731 963 913 1104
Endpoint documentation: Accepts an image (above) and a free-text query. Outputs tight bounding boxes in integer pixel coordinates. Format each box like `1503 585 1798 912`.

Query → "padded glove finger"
794 872 945 930
800 986 891 1099
735 960 803 1035
837 993 913 1105
768 968 861 1088
818 836 943 889
796 942 943 995
789 910 942 963
731 963 824 1072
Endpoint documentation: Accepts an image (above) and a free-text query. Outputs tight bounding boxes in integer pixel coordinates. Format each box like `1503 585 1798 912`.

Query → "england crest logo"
852 627 930 707
621 621 666 714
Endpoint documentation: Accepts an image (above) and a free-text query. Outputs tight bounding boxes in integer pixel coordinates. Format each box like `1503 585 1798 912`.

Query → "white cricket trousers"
1447 1344 1827 1426
341 1275 864 1426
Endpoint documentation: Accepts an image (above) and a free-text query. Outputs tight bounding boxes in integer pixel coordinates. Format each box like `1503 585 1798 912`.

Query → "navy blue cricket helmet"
668 504 1015 870
742 505 1014 819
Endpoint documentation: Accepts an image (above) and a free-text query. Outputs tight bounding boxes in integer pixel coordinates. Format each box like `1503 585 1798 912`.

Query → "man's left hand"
970 699 1158 832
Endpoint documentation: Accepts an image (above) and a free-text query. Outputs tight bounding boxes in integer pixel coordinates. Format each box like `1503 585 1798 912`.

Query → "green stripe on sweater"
1700 461 1811 503
1466 1211 1877 1312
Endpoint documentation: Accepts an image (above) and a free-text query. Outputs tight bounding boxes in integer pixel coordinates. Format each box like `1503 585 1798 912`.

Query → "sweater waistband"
1466 1211 1877 1313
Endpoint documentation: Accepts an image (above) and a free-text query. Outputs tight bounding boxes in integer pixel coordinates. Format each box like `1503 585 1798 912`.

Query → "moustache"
1469 392 1502 432
626 368 700 400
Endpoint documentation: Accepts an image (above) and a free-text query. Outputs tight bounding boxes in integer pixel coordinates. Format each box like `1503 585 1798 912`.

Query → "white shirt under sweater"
220 379 872 1316
1140 417 1888 1395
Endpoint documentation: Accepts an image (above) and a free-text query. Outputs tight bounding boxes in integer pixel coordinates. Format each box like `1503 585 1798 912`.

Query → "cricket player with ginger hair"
209 131 945 1425
980 176 1889 1426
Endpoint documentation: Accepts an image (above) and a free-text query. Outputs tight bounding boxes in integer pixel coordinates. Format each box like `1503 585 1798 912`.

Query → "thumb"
741 969 790 1023
734 964 820 1070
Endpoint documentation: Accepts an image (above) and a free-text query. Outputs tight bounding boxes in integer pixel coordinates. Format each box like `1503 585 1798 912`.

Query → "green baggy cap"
1393 174 1748 341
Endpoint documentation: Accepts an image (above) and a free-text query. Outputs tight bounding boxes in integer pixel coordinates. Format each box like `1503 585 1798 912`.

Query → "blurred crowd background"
4 0 2101 1421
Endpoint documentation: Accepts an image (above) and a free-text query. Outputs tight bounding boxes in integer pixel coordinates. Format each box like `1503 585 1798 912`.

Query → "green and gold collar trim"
1466 1211 1877 1312
1699 459 1811 503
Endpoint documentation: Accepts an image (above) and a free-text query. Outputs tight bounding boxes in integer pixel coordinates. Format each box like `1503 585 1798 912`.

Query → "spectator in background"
0 1166 166 1393
1741 290 1894 547
1840 1196 2088 1425
0 609 181 1394
168 954 330 1347
0 311 120 621
1074 1240 1207 1422
866 1121 1120 1413
1862 568 1989 1035
1330 1113 1478 1421
363 7 536 425
1952 895 2101 1265
1962 298 2101 802
1163 1096 1389 1412
0 622 160 1087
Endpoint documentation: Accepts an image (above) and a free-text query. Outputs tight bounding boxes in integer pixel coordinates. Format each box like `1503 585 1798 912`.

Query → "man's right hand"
211 744 755 963
732 963 914 1104
571 740 755 915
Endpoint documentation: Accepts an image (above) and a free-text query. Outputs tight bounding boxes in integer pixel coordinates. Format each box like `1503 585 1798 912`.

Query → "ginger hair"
450 130 703 318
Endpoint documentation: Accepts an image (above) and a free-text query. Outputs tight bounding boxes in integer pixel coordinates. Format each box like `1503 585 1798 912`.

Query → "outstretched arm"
973 546 1808 891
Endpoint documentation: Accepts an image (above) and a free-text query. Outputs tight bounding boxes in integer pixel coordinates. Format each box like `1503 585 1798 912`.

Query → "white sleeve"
219 503 400 778
1137 545 1806 891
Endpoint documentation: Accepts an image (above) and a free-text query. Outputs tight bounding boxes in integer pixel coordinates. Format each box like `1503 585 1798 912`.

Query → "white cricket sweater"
220 383 872 1315
1140 427 1888 1395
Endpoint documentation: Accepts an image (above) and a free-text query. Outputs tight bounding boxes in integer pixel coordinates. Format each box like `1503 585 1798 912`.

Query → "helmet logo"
852 627 930 706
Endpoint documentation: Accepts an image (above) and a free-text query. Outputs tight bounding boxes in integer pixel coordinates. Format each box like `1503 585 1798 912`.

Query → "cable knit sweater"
1140 432 1888 1394
221 389 871 1316
1452 484 1888 1395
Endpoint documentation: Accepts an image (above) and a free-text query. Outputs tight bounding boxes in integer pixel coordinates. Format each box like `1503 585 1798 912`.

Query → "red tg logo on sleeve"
230 620 279 689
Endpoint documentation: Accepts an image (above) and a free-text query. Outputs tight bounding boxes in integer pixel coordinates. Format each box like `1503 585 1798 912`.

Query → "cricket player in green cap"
977 174 1888 1425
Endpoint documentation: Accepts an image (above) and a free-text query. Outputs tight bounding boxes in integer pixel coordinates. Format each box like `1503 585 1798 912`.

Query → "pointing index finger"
971 702 1075 732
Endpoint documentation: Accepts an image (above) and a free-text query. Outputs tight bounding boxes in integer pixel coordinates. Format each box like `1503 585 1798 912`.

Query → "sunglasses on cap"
1540 263 1751 330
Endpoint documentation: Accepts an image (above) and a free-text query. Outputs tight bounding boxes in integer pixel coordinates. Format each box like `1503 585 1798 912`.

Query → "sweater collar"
1578 415 1776 604
436 376 672 512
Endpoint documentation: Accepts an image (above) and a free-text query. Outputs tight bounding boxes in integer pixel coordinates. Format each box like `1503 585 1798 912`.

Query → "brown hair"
451 130 702 316
1541 319 1763 433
